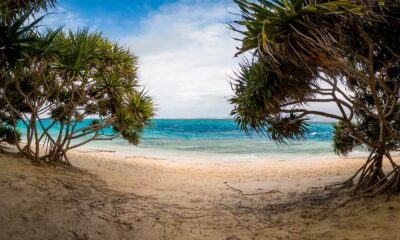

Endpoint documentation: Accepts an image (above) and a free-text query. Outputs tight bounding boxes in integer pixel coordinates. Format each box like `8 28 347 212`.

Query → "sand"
1 147 400 240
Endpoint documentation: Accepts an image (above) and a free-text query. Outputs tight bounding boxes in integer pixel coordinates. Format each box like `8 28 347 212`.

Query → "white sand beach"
1 147 400 239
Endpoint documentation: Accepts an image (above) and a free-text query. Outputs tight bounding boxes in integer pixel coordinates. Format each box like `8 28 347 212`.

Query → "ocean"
17 119 364 162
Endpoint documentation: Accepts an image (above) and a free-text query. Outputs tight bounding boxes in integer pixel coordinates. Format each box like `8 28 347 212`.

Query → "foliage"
231 0 364 77
0 0 56 152
230 0 400 195
332 121 359 155
0 1 154 164
0 0 56 67
0 0 56 20
230 59 310 141
3 29 154 164
0 111 21 144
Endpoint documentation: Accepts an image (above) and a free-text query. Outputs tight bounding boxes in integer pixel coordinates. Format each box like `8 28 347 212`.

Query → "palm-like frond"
0 11 47 66
0 0 56 22
0 1 154 162
332 120 360 155
230 59 313 133
267 114 309 143
52 29 102 75
232 0 363 69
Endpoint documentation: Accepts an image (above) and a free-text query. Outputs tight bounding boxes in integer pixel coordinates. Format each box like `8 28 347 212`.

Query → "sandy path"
1 149 400 239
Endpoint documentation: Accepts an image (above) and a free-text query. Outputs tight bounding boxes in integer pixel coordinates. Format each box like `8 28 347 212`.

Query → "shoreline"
19 139 349 163
15 120 347 163
74 142 371 164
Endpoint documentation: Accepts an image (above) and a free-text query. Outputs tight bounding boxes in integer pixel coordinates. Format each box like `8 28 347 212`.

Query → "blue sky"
44 0 239 119
54 0 179 36
42 0 340 120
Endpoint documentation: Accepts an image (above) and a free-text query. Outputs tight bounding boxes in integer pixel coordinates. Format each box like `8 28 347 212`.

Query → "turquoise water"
17 119 349 161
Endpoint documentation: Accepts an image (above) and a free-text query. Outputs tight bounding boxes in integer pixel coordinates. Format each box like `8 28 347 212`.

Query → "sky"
44 0 239 119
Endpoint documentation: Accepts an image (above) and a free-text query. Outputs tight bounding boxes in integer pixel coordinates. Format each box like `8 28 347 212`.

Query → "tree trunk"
351 148 400 196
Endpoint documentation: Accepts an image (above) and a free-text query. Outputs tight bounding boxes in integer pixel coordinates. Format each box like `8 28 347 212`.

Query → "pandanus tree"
0 1 154 163
3 29 154 164
230 0 400 195
0 0 56 146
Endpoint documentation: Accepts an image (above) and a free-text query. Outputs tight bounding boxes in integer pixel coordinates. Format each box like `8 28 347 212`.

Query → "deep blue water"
17 119 342 161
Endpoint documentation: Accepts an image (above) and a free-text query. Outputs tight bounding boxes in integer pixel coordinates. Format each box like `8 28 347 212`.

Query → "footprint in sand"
190 198 203 203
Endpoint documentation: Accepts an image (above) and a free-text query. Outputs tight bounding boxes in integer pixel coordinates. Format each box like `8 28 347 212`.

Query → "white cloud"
40 1 239 119
122 0 238 118
43 0 342 121
42 6 88 31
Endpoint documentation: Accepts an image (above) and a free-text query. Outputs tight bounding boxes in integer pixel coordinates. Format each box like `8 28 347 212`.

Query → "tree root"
334 150 400 199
